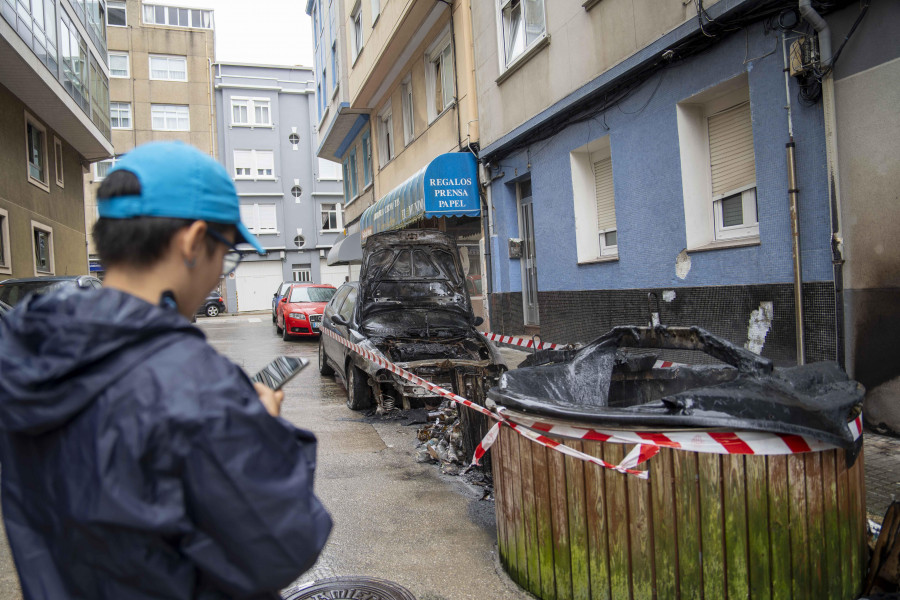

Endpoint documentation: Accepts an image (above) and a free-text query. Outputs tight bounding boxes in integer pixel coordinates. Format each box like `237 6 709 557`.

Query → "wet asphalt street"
199 312 525 600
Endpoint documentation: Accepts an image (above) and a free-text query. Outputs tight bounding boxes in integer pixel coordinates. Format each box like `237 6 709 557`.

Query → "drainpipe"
800 0 846 367
798 0 832 65
783 33 805 365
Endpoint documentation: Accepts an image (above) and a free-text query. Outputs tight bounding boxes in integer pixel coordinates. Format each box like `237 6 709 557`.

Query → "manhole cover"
282 576 416 600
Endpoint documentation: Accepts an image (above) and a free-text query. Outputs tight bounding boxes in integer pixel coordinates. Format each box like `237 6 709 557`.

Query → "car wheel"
282 324 291 341
346 364 372 410
275 316 283 334
206 304 219 318
318 339 334 375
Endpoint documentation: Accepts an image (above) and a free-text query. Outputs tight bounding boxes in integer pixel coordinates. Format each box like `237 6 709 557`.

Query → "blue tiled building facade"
479 4 840 365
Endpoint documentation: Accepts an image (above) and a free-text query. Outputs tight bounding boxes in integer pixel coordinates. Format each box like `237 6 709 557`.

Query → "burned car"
318 230 505 414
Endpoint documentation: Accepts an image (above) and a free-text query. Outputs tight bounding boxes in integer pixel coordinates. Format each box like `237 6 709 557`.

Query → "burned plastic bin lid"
487 326 864 450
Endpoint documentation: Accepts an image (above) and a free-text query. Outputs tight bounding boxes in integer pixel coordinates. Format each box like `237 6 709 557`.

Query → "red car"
275 284 338 340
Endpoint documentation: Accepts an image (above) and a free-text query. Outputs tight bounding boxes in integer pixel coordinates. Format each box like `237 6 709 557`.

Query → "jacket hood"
0 287 202 435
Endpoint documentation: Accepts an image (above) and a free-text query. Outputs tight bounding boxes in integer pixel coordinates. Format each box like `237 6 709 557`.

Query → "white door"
235 260 284 312
319 258 351 287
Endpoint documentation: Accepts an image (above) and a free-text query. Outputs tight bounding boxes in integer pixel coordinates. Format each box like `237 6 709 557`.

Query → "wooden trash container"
491 426 867 600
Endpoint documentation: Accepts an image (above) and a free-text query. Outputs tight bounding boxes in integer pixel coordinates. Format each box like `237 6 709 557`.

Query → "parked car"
197 291 226 317
271 281 295 323
0 275 101 307
275 284 337 340
318 230 506 412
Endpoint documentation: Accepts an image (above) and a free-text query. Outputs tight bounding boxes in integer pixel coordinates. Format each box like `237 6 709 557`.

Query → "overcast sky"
185 0 313 67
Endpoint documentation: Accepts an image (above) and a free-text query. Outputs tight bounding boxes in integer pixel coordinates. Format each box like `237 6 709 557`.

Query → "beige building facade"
308 0 486 320
84 0 216 267
1 0 113 282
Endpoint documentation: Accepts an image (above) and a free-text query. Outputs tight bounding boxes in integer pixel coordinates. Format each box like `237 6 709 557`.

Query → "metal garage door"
319 258 352 287
234 260 284 312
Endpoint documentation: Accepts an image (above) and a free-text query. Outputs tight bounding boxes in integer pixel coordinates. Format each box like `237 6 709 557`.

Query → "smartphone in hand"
251 356 309 391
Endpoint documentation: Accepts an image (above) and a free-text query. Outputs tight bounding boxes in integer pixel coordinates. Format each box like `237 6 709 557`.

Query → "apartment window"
239 204 278 234
32 222 54 275
0 209 11 275
143 4 212 28
316 82 323 121
93 157 119 182
151 105 190 131
320 203 341 231
150 55 187 81
342 160 351 202
291 185 302 198
348 149 358 198
110 102 132 129
425 32 454 122
361 130 372 186
53 136 64 188
593 158 617 256
570 136 617 262
708 102 758 240
350 2 363 60
108 52 129 77
401 75 414 145
498 0 547 69
107 1 126 26
370 0 380 23
318 158 342 180
233 150 275 180
377 103 394 167
331 44 338 93
677 76 758 248
230 98 271 127
25 113 49 191
292 265 312 282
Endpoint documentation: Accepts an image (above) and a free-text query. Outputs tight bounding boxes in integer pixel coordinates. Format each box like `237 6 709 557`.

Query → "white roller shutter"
708 101 755 197
257 205 277 233
234 260 284 312
593 157 616 232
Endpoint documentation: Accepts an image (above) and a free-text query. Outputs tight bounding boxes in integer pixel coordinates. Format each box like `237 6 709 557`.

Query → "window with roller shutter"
592 158 617 256
240 204 278 234
707 101 758 240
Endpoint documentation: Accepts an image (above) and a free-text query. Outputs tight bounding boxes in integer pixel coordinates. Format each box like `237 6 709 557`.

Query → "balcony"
0 1 113 160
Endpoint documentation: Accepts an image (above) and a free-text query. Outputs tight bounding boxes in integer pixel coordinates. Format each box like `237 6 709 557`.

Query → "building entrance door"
518 179 539 326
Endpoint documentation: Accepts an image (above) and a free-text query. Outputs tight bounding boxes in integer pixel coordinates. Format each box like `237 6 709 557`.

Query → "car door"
333 285 358 378
322 284 352 371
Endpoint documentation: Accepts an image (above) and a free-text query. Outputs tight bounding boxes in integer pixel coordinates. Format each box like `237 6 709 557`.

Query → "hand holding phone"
251 356 309 391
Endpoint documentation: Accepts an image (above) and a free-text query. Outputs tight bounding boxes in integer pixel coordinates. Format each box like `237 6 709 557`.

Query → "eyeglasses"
205 228 243 276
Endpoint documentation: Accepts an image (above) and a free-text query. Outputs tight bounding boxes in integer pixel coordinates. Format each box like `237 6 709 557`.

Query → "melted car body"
319 230 505 413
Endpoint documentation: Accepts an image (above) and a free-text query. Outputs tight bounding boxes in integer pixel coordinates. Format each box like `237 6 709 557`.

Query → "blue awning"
360 152 479 242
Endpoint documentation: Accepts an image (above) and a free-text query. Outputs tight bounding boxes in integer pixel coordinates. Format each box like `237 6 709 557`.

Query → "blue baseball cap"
99 141 265 254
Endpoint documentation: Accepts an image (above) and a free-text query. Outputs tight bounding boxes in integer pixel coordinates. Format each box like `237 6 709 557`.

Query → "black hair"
93 169 235 269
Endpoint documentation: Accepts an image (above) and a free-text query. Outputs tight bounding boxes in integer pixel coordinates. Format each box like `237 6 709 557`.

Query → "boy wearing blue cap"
0 142 332 599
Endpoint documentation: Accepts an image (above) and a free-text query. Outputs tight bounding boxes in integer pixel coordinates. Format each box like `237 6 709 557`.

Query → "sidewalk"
864 431 900 523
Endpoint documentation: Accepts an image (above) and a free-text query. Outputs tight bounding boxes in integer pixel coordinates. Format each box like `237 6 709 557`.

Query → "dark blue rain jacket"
0 287 332 599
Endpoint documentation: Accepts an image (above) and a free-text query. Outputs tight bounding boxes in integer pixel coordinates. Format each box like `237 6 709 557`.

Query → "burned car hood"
359 232 470 320
361 308 471 338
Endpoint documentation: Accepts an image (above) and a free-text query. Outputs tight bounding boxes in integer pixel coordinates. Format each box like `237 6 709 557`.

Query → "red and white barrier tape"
326 328 863 479
480 332 561 350
495 407 863 456
324 328 654 477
